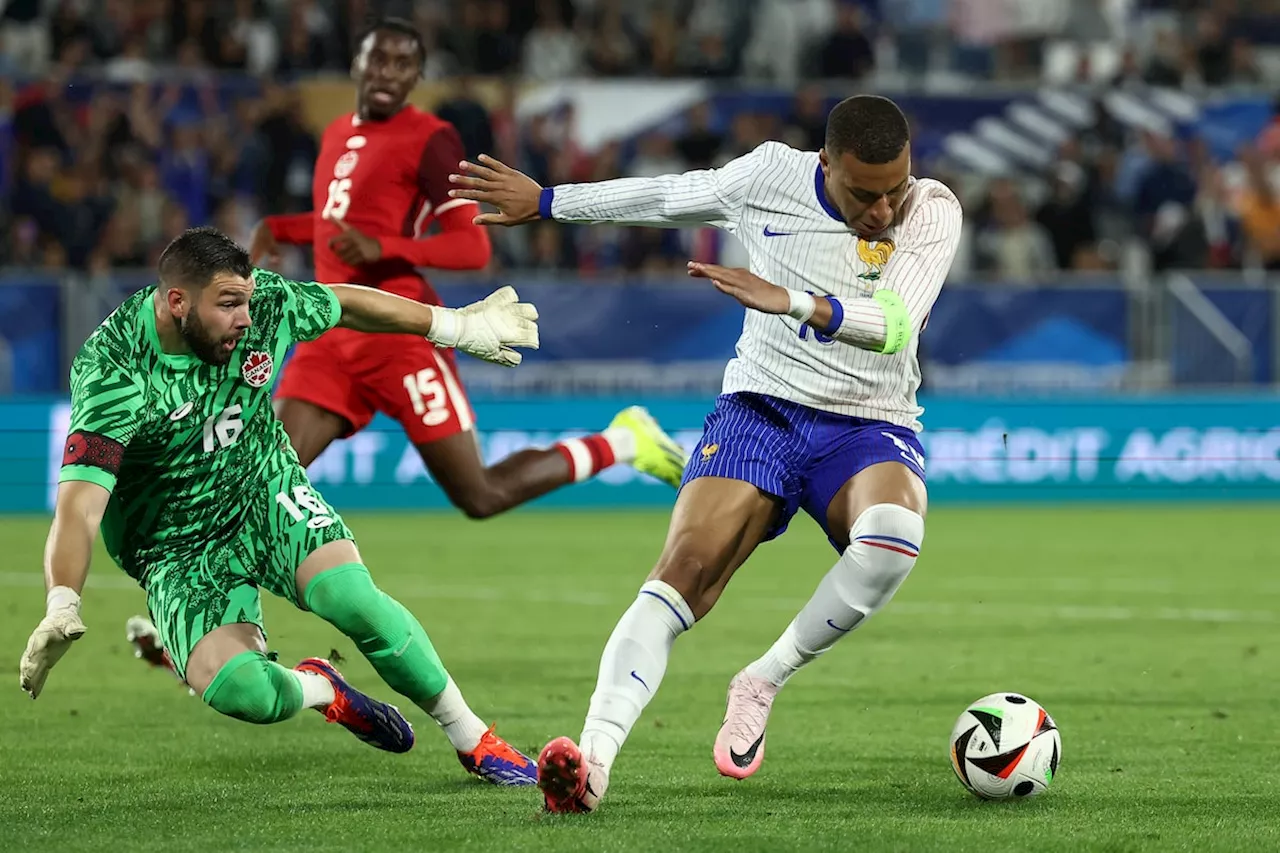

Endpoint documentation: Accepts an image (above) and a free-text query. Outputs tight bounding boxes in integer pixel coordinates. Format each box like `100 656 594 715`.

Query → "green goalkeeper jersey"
58 269 342 580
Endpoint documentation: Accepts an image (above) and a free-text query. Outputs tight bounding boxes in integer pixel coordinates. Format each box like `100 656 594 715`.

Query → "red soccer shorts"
274 327 476 445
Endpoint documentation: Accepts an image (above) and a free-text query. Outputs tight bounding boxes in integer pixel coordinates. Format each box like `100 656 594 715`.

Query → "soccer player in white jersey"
448 95 962 813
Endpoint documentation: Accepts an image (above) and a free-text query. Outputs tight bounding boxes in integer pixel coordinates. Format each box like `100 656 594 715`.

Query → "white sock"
295 670 337 709
580 579 694 773
602 426 637 465
418 677 490 752
746 503 924 687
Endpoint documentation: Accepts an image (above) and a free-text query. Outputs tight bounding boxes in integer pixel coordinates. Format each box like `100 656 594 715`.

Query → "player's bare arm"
328 283 539 367
19 480 109 698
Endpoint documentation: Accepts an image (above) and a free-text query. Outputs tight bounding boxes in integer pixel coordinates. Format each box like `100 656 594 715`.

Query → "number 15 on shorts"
275 485 334 529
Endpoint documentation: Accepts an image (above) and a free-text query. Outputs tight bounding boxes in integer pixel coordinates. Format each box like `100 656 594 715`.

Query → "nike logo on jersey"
763 225 793 237
168 402 194 421
729 733 765 767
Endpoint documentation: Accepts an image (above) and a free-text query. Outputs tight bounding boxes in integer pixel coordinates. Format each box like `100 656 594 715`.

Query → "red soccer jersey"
266 106 490 303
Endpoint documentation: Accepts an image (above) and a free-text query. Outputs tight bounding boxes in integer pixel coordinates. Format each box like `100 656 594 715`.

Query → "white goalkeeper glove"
19 585 87 700
427 285 539 367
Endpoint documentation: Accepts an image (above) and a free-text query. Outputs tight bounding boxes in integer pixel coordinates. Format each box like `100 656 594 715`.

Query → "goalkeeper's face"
177 274 253 366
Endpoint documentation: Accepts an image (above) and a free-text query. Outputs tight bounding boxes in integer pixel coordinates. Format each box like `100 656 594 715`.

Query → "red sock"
555 435 617 482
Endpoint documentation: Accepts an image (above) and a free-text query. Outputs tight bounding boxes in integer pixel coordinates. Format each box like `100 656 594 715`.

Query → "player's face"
177 273 254 366
820 148 912 239
353 31 420 120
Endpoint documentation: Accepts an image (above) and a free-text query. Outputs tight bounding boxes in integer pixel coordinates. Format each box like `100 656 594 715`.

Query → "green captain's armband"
873 290 910 355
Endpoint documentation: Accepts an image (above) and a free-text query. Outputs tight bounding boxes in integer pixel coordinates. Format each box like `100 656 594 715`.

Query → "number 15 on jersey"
322 179 352 220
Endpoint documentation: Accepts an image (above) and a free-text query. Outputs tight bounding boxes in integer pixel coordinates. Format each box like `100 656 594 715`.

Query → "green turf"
3 506 1278 852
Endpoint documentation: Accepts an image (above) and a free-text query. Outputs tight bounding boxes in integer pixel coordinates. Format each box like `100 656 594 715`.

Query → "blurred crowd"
1 0 1279 278
6 0 1280 86
958 104 1280 279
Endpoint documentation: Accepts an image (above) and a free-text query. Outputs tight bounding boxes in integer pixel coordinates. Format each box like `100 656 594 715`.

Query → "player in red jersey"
254 18 687 511
125 19 687 704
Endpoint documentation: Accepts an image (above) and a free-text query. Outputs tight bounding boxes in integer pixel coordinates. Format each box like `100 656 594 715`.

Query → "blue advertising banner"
5 393 1279 514
8 274 1276 393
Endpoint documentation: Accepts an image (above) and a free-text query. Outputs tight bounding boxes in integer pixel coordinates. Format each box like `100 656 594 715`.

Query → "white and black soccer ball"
949 692 1061 800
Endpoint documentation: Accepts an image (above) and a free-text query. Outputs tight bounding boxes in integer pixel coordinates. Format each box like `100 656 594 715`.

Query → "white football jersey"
547 141 963 431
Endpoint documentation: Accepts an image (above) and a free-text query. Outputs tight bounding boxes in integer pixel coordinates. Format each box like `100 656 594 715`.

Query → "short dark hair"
354 17 427 71
824 95 911 164
157 227 252 289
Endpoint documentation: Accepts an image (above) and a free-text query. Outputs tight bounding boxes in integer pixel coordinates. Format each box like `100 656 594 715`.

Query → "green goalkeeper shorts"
143 464 353 680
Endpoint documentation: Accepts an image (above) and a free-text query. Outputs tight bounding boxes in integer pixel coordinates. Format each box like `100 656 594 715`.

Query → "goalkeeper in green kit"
18 226 543 785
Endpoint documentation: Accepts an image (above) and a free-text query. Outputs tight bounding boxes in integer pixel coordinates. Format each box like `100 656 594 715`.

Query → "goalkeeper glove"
427 285 539 367
19 586 87 700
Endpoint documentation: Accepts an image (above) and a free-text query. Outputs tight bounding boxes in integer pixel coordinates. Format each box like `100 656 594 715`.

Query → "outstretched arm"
328 283 539 367
687 194 963 355
447 148 762 230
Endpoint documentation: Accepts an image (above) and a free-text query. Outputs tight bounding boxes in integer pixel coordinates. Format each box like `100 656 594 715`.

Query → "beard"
179 309 238 366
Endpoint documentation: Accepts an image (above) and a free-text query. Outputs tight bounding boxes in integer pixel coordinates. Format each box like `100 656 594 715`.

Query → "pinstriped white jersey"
548 141 963 431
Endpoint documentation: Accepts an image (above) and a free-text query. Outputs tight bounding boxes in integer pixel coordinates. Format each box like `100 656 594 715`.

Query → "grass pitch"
2 506 1278 852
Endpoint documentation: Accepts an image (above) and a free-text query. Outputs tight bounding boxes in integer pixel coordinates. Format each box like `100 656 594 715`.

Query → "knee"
842 502 925 600
304 564 408 646
202 652 289 725
448 483 509 520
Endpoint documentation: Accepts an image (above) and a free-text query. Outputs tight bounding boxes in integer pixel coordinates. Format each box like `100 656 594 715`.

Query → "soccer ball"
949 692 1061 800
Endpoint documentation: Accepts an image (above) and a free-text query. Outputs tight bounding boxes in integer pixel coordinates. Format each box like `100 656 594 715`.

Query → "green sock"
303 563 449 704
202 650 304 725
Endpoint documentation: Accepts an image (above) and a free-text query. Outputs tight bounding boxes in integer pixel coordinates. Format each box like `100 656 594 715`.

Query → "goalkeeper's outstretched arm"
327 283 539 368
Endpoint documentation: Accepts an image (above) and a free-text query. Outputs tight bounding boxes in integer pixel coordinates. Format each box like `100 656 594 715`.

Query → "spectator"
1132 132 1202 270
975 179 1058 281
675 102 724 170
104 35 154 84
160 118 211 227
1237 149 1280 270
1035 162 1098 271
436 77 496 161
1190 11 1232 86
1143 27 1186 86
1 0 50 76
523 0 583 81
628 132 684 179
584 0 641 76
815 3 876 80
783 86 828 153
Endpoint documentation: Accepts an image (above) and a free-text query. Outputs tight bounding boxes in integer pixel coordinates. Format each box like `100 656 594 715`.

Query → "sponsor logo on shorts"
882 431 925 472
242 350 274 388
